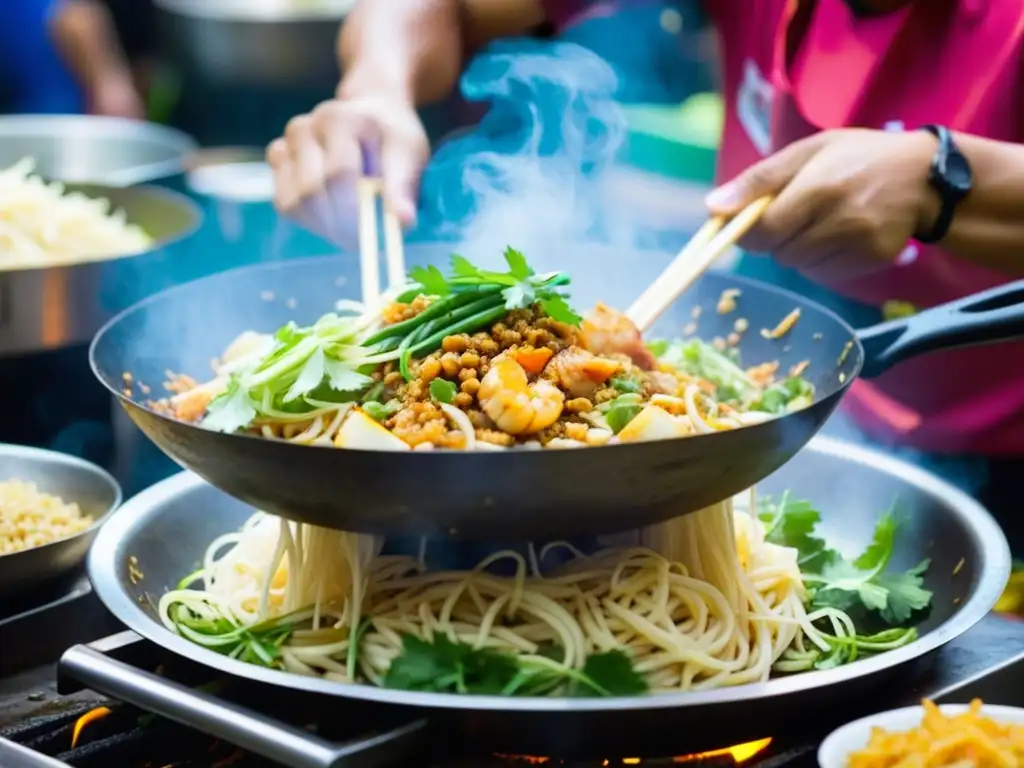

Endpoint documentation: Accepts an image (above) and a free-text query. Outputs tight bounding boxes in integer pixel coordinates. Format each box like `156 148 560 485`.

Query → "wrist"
337 64 413 103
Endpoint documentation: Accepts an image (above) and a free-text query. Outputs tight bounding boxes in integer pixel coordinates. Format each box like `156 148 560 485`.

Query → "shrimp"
581 302 656 370
545 346 623 398
477 355 564 435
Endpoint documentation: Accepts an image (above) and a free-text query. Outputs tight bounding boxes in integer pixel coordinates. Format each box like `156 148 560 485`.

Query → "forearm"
936 134 1024 277
49 0 131 93
337 0 544 105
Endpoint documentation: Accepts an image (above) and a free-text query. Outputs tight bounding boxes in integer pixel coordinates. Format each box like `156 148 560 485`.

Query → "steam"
418 40 637 268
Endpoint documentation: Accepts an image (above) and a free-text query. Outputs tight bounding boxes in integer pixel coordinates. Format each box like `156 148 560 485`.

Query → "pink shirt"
548 0 1024 456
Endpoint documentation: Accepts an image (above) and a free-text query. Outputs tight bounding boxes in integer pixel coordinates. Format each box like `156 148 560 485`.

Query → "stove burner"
0 584 1021 768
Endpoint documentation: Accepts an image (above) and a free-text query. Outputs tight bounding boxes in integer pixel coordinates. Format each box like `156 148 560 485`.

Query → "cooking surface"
1 578 1022 768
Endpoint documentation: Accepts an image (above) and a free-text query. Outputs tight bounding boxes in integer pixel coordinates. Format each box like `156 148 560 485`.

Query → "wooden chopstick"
627 195 773 332
356 177 407 306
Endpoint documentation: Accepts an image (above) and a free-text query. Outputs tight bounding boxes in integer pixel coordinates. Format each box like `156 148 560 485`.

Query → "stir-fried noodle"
159 492 854 693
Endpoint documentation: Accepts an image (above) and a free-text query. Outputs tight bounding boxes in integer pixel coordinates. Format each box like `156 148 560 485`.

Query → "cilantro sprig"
758 494 932 673
406 247 582 325
759 495 933 625
370 248 582 381
383 634 648 697
202 312 375 434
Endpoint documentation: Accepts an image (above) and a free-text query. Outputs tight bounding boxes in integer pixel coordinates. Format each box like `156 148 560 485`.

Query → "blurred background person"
0 0 142 117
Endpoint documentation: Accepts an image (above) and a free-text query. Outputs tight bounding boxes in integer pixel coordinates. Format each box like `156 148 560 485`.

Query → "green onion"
410 305 508 358
364 287 503 345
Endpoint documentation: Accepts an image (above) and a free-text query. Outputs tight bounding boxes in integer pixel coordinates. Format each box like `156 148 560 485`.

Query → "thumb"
705 134 828 216
380 129 429 226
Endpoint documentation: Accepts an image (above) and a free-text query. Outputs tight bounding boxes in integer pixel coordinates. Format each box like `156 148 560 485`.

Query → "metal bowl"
156 0 355 88
0 115 196 187
86 436 1011 755
0 183 202 357
0 444 121 602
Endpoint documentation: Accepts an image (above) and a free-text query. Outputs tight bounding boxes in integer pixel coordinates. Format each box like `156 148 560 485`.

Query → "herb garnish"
199 248 581 432
759 495 933 624
201 312 375 434
383 634 648 697
754 377 815 414
368 248 580 382
656 339 760 403
170 603 294 668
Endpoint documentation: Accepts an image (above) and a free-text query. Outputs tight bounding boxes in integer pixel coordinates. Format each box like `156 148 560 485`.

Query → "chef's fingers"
705 132 832 216
378 119 430 226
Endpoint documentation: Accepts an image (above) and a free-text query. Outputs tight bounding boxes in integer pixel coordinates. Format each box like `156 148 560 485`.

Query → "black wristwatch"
915 124 973 244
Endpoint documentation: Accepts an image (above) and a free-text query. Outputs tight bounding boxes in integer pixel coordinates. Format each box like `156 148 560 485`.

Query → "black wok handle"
857 280 1024 378
59 645 429 768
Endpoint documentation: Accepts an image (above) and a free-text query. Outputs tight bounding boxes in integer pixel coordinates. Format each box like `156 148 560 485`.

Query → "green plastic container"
620 93 723 186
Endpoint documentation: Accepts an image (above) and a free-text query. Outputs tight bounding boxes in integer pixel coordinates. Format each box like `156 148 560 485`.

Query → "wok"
84 436 1012 758
0 444 121 604
89 245 1024 539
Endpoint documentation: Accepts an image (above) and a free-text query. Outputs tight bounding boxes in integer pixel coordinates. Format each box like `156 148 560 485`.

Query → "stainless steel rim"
0 443 123 561
87 435 1012 712
0 115 197 187
0 184 203 277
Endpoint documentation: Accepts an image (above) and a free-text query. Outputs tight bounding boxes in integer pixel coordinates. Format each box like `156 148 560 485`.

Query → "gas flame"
71 706 111 748
675 738 773 762
497 738 773 765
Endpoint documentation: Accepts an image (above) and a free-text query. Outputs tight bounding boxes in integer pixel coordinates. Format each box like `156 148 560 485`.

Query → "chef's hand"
705 129 940 281
86 71 144 119
266 82 429 245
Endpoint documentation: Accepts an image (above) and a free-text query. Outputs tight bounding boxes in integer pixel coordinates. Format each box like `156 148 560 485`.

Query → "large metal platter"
87 436 1011 755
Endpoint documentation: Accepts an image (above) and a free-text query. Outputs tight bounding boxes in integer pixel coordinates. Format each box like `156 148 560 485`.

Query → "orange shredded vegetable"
847 699 1024 768
760 308 801 340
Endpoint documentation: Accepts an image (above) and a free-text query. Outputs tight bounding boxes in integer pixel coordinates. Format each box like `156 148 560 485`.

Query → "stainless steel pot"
0 184 202 357
0 115 196 187
155 0 355 88
86 436 1010 756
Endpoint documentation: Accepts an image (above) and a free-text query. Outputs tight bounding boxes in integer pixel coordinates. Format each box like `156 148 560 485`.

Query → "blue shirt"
0 0 84 114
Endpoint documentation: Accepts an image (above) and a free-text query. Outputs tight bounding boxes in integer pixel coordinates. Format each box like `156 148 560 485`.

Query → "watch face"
945 150 974 194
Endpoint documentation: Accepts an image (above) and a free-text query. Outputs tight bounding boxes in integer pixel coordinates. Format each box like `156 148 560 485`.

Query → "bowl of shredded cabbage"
0 157 201 355
818 699 1024 768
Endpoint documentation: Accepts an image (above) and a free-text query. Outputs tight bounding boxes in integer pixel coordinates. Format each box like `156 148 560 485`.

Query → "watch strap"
917 124 958 244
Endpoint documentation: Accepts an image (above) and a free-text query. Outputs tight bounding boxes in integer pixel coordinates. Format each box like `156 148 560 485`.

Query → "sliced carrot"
513 347 554 375
581 357 622 382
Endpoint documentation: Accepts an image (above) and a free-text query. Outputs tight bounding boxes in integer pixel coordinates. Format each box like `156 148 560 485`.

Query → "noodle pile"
0 158 152 270
160 491 855 693
0 479 92 554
